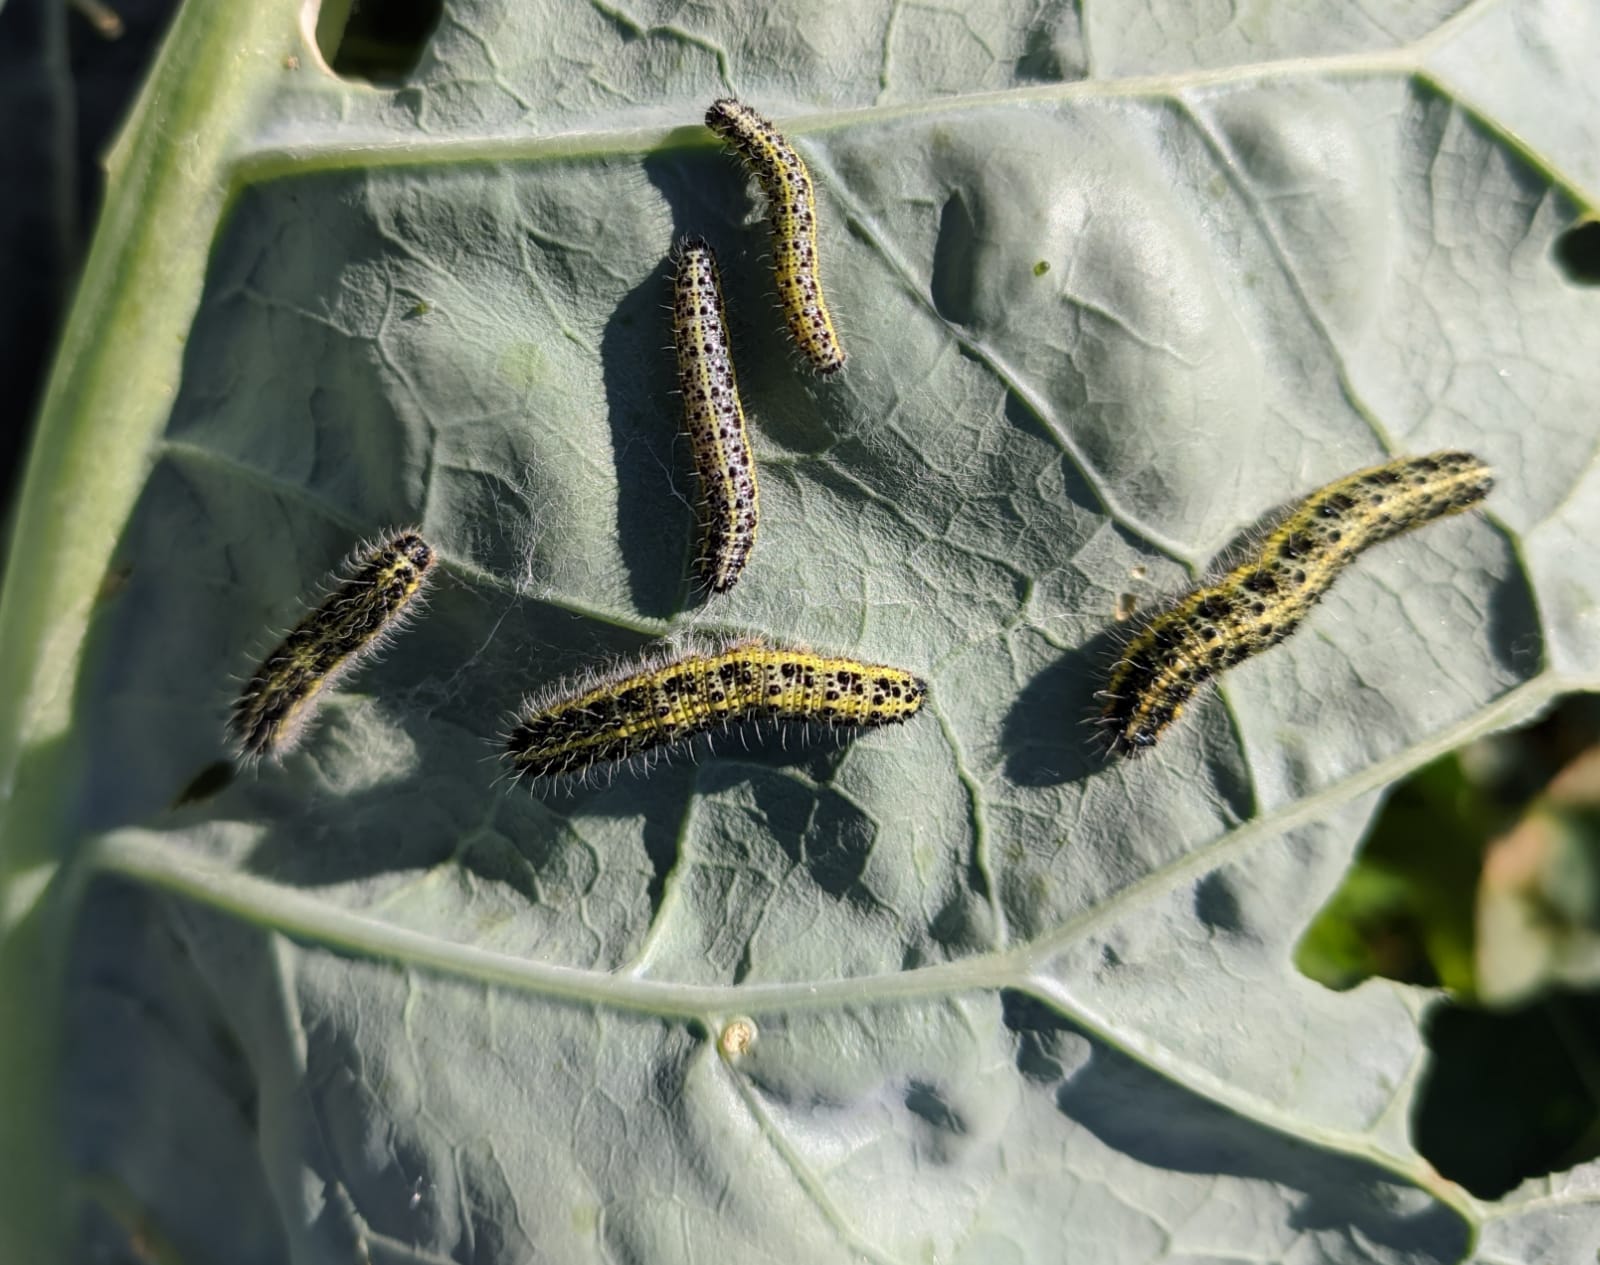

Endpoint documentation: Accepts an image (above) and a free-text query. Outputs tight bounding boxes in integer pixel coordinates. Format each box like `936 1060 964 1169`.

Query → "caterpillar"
1098 451 1494 757
705 97 846 375
228 530 435 760
503 640 926 783
673 236 759 593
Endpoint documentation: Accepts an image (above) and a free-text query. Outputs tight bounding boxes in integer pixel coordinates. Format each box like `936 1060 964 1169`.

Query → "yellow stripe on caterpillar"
504 640 926 783
705 97 846 375
672 236 759 593
229 531 434 760
1098 451 1494 757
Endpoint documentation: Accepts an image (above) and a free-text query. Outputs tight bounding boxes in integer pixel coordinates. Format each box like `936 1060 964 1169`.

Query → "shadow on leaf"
1002 626 1123 788
1002 990 1472 1257
597 250 694 618
1413 989 1600 1200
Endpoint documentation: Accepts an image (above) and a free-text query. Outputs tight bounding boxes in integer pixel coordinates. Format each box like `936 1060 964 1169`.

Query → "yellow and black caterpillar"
1099 451 1494 756
229 531 434 760
504 640 925 783
705 97 846 375
672 236 759 593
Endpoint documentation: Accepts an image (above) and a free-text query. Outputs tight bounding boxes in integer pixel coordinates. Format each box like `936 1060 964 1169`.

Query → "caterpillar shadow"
1001 990 1471 1257
598 252 693 619
233 717 879 939
1002 625 1127 788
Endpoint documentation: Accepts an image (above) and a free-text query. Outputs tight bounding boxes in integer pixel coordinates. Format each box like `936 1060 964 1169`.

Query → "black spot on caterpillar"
705 97 846 375
672 236 759 593
229 531 434 760
1098 451 1494 757
503 640 926 783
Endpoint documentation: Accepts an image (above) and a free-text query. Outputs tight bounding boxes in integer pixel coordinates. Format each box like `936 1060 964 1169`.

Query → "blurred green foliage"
1300 693 1600 1197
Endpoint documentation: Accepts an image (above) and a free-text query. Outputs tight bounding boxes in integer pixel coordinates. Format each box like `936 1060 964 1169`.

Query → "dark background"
0 0 441 544
0 0 183 540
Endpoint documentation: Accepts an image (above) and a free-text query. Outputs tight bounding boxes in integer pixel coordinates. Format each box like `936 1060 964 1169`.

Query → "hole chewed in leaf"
929 193 979 325
316 0 440 84
1553 219 1600 287
1413 992 1600 1199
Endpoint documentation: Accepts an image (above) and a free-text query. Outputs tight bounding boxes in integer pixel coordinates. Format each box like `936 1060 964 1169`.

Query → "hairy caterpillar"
503 640 926 783
704 97 846 375
229 531 435 760
673 236 759 593
1099 451 1494 757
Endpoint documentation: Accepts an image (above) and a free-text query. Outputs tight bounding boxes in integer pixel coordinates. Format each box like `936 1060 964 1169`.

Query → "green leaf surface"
4 0 1600 1260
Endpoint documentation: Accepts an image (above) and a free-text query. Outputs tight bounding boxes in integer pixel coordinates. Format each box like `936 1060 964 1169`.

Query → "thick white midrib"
1019 970 1484 1225
1015 673 1577 961
86 789 1493 1229
229 0 1595 216
88 668 1587 1019
227 35 1445 181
